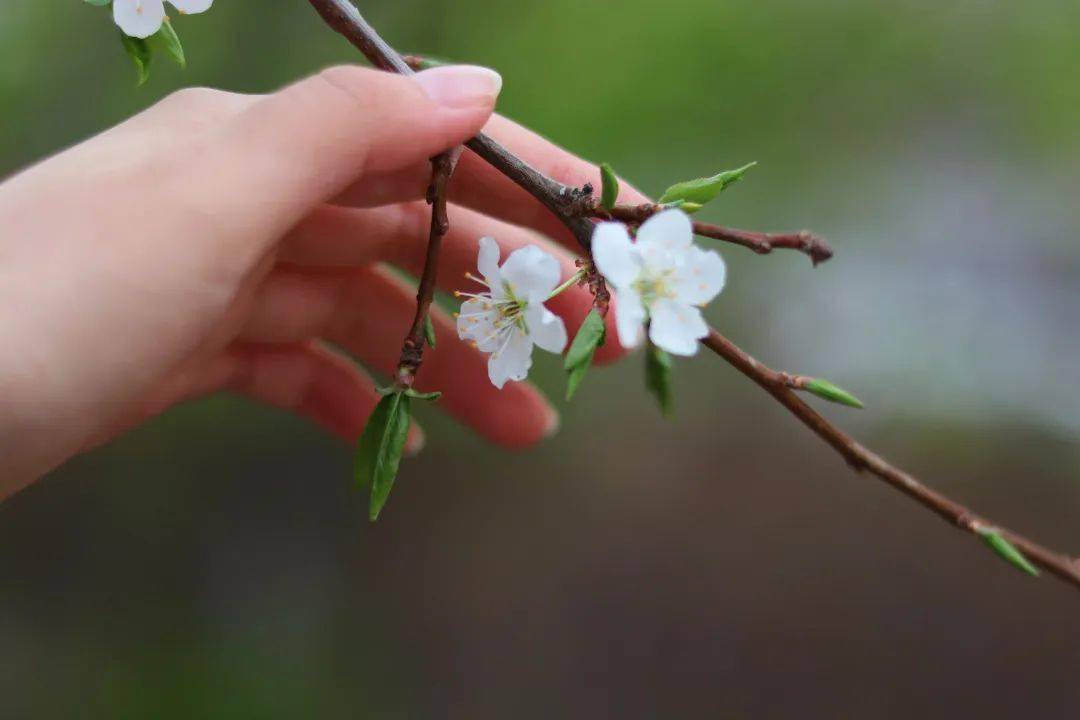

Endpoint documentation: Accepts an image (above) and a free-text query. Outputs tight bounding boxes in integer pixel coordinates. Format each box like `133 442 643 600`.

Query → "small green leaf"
661 200 706 214
564 310 606 400
978 527 1040 577
658 162 757 207
404 388 442 401
150 18 185 69
803 378 864 409
119 33 152 86
355 392 412 521
423 314 437 348
599 163 620 211
408 54 452 70
645 342 674 417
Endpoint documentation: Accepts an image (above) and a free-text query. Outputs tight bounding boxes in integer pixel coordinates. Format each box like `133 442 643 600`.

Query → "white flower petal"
457 298 501 352
525 304 568 354
168 0 213 12
500 245 561 301
673 246 727 307
477 236 502 290
113 0 167 38
591 222 640 289
613 287 646 350
488 330 533 389
649 298 707 356
635 209 693 257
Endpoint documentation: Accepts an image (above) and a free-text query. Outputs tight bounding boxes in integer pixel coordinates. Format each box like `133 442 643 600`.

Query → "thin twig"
396 147 462 388
598 203 834 266
305 0 1080 592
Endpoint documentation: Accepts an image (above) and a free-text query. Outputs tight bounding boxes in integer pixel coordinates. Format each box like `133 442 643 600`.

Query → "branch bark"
598 202 834 266
305 0 1080 592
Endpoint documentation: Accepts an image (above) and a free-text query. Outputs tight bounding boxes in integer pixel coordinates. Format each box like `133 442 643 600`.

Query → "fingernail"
414 65 502 109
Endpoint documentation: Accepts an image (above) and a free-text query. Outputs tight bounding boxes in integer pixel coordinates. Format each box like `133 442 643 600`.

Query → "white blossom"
113 0 214 39
592 209 726 356
456 238 568 389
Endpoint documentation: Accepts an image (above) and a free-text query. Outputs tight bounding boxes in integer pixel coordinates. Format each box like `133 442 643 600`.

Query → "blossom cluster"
457 209 727 389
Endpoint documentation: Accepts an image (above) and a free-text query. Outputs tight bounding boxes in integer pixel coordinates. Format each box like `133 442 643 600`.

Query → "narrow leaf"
355 392 412 521
423 314 437 348
803 378 864 409
645 342 674 417
119 33 151 86
564 310 606 400
405 388 442 401
979 528 1040 577
658 162 757 206
599 163 619 210
150 18 186 69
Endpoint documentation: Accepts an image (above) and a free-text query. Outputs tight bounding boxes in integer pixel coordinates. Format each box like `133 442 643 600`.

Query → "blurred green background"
3 1 1080 717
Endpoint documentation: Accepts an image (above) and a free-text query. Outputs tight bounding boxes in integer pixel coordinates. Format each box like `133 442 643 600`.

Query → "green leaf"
663 200 705 214
355 392 412 521
599 163 619 211
563 310 607 401
404 388 442 401
423 314 437 348
802 378 864 409
645 342 674 417
150 18 185 69
978 527 1040 577
658 162 757 207
119 33 152 86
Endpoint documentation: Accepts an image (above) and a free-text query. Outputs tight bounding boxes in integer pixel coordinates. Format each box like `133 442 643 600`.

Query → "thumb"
195 64 501 236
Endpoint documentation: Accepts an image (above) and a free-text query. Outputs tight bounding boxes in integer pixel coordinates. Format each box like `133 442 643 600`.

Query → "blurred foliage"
3 1 1080 717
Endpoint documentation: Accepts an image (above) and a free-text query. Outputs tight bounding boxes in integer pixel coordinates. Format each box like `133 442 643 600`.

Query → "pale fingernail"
414 65 503 109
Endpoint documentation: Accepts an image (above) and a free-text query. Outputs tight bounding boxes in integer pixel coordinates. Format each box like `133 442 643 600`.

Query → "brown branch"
598 202 833 266
701 327 1080 589
396 147 462 388
305 0 1080 592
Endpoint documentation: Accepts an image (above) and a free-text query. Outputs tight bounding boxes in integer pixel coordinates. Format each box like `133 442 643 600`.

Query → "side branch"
701 327 1080 589
598 203 833 266
396 148 461 387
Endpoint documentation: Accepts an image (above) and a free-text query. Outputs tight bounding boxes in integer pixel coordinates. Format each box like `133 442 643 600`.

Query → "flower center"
632 268 677 306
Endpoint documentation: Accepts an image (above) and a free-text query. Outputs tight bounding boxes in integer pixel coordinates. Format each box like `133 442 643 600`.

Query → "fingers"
181 64 503 246
334 113 651 249
277 202 624 364
112 342 424 453
241 265 559 448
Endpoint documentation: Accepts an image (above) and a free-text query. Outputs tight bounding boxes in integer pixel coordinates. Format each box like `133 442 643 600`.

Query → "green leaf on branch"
423 314 437 348
663 199 705 214
119 33 152 86
355 391 412 521
150 19 186 69
404 388 442 401
803 378 864 409
645 342 674 417
978 527 1040 577
658 162 757 208
563 309 606 400
599 163 620 211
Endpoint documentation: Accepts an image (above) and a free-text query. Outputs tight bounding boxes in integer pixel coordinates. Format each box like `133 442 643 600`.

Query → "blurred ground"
1 1 1079 717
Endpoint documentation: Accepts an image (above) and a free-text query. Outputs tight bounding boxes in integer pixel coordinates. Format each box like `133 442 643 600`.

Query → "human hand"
0 64 639 497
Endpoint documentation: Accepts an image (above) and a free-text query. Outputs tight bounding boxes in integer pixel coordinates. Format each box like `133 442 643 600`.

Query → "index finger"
334 113 652 251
